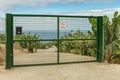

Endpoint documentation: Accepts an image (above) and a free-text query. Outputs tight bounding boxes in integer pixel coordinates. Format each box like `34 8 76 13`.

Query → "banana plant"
89 11 120 60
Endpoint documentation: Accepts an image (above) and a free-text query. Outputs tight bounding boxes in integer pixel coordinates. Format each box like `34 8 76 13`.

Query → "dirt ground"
0 44 120 80
0 62 120 80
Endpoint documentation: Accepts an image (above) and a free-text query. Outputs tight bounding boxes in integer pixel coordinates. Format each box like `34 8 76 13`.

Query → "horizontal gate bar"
13 60 97 67
12 14 100 18
13 39 96 42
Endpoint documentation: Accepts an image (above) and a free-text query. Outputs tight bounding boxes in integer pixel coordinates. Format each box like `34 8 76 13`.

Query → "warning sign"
60 22 66 28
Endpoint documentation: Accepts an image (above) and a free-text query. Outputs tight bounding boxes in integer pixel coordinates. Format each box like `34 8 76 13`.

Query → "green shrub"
59 30 96 57
0 33 5 44
89 11 120 63
14 33 42 53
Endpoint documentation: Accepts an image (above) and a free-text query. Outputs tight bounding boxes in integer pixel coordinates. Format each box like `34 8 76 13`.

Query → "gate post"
6 14 13 69
57 17 60 64
97 16 104 62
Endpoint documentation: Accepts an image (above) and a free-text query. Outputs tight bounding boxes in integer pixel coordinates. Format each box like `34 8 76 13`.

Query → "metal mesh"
13 41 57 65
13 17 57 39
0 18 5 43
59 17 93 39
59 17 96 63
59 40 96 63
0 18 5 33
12 15 97 65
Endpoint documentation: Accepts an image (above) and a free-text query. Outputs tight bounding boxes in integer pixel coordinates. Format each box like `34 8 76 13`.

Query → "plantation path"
0 47 120 80
14 47 95 65
0 62 120 80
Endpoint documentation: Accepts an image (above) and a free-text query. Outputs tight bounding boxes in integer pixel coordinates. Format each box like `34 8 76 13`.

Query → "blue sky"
13 17 91 31
14 1 119 14
0 0 120 16
0 0 120 31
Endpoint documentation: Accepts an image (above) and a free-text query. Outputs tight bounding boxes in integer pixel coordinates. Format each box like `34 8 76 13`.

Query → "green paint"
6 14 13 69
5 14 104 68
57 17 60 63
97 17 104 62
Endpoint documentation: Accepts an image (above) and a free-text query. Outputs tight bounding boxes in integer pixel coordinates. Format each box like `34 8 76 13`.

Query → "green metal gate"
6 14 104 69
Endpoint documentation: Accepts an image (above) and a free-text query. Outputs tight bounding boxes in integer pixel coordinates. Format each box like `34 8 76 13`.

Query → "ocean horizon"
0 30 90 39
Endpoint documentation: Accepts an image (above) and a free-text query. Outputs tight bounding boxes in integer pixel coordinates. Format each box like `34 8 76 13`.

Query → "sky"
13 17 91 31
0 0 120 31
0 0 120 16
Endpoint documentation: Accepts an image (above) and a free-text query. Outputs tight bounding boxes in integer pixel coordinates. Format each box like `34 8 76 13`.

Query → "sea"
0 30 88 39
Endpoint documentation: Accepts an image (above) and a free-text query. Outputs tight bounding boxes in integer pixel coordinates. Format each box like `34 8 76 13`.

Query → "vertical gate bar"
96 17 99 61
6 14 13 69
11 15 13 66
57 17 60 63
97 17 104 62
99 16 104 62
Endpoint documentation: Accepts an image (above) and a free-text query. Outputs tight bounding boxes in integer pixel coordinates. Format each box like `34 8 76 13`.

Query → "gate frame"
5 14 104 69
